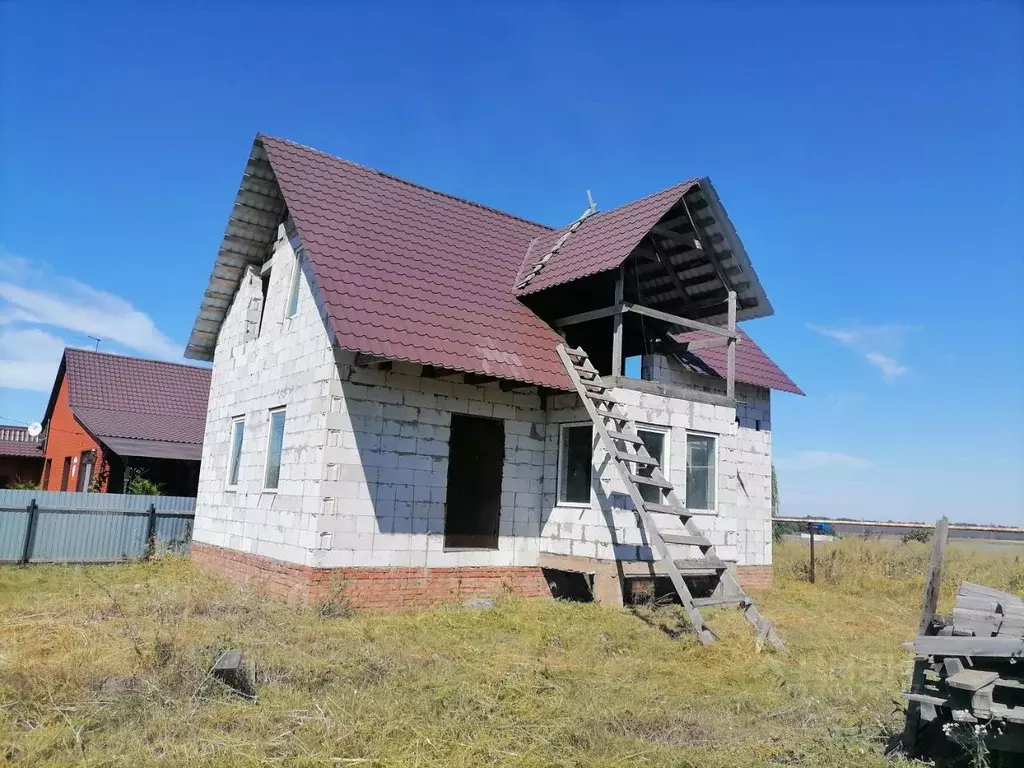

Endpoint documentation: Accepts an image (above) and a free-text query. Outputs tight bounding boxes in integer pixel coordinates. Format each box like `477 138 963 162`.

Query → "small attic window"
285 254 301 318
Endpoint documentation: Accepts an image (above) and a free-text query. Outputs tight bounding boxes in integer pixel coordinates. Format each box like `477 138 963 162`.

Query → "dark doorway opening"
444 414 504 549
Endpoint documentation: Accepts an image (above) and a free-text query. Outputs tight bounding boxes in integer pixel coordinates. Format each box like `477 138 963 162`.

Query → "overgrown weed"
0 540 1019 765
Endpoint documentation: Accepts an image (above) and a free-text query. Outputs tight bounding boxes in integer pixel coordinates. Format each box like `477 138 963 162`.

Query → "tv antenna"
87 336 103 351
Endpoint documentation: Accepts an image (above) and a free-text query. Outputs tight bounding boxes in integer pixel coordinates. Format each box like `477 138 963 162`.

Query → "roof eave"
185 135 286 361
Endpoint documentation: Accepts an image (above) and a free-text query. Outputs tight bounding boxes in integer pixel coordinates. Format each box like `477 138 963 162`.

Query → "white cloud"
0 327 69 392
808 323 916 382
775 450 873 471
865 352 908 382
0 251 184 394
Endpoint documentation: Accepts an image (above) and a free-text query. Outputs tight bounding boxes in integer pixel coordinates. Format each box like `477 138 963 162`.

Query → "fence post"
146 502 158 559
918 516 950 635
20 499 39 565
807 521 816 584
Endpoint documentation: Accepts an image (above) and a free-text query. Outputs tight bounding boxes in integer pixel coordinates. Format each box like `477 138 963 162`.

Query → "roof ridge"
65 347 210 373
258 134 555 231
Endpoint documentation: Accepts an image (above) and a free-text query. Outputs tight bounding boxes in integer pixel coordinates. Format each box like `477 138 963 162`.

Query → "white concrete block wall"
193 222 334 565
195 225 772 573
539 374 773 567
311 358 547 569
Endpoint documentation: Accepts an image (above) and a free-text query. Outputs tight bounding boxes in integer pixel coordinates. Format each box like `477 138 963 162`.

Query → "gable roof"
186 134 796 394
515 181 697 294
670 327 804 395
43 349 212 460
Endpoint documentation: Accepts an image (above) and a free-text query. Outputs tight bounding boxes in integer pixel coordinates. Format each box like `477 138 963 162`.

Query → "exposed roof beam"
650 226 700 250
657 336 732 353
645 235 695 311
680 189 736 294
553 304 623 328
622 302 736 339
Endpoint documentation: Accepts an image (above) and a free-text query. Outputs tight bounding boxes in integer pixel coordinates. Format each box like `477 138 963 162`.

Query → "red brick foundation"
732 565 774 590
191 542 550 610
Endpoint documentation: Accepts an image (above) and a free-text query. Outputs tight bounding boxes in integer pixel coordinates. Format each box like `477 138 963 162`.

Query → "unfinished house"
186 135 801 638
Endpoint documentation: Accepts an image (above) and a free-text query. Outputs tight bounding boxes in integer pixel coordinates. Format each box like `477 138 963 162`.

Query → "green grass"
1 539 1021 767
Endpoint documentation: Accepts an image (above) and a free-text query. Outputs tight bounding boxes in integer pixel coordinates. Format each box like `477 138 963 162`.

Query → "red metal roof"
59 349 212 449
0 426 44 459
260 136 574 389
515 180 698 295
191 135 798 395
673 327 804 395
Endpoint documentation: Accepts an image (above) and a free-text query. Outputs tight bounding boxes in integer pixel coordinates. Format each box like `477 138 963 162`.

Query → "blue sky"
1 2 1021 524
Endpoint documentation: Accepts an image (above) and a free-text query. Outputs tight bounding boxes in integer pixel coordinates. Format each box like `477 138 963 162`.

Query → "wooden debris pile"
901 519 1024 759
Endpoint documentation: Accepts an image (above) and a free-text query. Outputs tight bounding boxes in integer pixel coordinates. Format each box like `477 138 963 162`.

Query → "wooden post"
146 502 158 559
918 516 950 635
726 290 736 400
611 264 625 377
807 521 816 584
20 499 38 565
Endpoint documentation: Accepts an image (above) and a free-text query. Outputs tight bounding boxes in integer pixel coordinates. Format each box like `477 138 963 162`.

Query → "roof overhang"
186 137 286 361
640 178 773 326
100 437 203 461
517 178 774 327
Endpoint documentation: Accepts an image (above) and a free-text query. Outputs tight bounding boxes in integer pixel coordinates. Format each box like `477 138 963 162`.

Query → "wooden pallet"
556 344 784 650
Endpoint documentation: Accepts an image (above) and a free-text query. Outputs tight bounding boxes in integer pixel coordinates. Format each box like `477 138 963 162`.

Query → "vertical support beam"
808 521 816 584
21 499 38 565
918 516 950 635
146 502 158 559
726 290 737 400
611 264 625 377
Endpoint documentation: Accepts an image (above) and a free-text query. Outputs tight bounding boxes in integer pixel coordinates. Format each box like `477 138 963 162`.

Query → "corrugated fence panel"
0 509 30 561
0 492 195 564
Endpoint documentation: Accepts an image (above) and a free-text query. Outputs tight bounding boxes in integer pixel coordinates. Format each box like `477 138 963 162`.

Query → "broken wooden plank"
945 669 1000 692
908 635 1024 657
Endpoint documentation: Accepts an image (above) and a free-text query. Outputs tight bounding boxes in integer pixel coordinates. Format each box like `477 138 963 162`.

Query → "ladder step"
566 348 587 362
629 473 673 489
661 532 712 547
615 452 659 466
588 392 617 404
674 557 727 575
692 596 747 608
608 430 643 444
582 381 606 393
644 502 717 517
572 365 597 380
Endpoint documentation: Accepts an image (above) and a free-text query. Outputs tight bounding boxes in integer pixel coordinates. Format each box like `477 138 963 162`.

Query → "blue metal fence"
0 490 195 564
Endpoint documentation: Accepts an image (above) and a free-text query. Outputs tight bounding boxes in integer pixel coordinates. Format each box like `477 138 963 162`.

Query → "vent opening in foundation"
542 569 594 602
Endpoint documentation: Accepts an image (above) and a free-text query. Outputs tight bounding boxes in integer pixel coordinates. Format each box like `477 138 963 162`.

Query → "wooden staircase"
556 344 784 650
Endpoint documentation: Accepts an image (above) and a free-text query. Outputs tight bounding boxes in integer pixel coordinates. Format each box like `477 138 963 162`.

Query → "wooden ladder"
556 344 784 650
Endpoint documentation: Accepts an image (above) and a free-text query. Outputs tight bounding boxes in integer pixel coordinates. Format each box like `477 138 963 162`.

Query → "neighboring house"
0 426 44 488
185 134 802 608
39 349 212 496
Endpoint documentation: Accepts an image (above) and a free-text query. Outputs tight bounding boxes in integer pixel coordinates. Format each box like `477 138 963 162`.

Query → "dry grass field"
1 539 1021 767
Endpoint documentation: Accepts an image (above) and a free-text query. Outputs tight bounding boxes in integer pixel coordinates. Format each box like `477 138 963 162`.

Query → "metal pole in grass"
808 521 816 584
20 498 38 565
145 502 158 559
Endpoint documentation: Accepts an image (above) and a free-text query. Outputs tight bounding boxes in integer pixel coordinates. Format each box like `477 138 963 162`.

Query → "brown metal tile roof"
188 135 789 394
61 349 212 449
673 328 804 395
259 135 573 389
0 426 44 458
515 181 698 295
